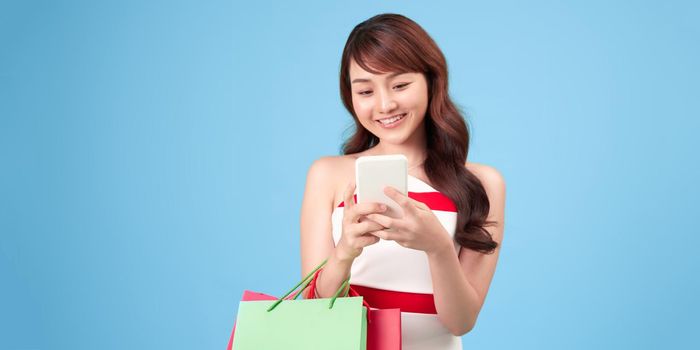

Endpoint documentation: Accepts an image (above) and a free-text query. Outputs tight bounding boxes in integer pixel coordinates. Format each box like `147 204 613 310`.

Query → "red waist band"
350 284 437 314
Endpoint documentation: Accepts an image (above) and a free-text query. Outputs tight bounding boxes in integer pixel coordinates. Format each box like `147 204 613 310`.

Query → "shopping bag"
226 291 276 350
229 261 367 350
365 307 401 350
226 260 402 350
232 297 367 350
307 267 402 350
227 291 401 350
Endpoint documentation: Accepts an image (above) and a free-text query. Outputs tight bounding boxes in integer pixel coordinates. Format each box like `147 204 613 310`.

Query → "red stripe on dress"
338 192 457 212
350 284 437 314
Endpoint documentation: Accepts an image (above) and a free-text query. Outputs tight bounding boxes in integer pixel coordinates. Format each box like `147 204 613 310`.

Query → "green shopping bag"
231 261 367 350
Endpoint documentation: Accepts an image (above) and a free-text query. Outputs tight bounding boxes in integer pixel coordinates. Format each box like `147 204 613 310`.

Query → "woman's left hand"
364 186 454 255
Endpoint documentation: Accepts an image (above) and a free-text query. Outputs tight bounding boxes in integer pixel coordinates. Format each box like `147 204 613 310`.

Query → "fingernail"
380 204 387 210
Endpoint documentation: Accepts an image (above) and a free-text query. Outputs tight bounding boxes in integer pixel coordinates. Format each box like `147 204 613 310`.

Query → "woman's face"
349 59 429 146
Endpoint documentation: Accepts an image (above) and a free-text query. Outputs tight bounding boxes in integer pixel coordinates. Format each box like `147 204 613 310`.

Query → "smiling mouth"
376 113 407 126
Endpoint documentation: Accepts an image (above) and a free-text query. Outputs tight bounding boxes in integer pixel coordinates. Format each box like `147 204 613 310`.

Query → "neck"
370 130 427 171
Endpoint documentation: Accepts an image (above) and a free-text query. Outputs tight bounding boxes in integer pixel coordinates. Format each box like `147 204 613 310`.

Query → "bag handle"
267 259 351 312
288 261 374 322
307 267 371 310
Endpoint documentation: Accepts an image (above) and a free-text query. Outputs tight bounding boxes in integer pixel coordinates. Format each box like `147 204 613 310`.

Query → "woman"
300 13 506 350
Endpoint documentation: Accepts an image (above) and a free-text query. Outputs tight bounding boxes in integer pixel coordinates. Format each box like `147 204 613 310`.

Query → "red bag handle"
305 266 373 322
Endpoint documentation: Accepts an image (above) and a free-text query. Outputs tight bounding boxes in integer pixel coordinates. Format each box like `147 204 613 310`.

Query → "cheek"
352 98 373 117
404 89 427 108
402 92 429 118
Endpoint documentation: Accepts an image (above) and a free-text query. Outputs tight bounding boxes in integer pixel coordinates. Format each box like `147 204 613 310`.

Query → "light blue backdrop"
1 0 698 349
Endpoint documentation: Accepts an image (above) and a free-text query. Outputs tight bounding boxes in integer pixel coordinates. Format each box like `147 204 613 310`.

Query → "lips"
376 113 407 128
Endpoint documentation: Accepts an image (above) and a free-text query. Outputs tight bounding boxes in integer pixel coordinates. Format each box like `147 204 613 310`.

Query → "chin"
363 120 417 145
378 126 417 144
376 133 410 145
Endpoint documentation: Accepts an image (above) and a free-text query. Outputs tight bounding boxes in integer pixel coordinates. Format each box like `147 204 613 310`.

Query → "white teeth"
379 113 406 125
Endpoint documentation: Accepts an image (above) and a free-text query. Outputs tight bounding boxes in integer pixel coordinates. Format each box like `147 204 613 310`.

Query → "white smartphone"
355 154 408 219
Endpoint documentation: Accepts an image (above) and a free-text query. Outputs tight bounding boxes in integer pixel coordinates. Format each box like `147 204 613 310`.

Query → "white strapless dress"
331 175 463 350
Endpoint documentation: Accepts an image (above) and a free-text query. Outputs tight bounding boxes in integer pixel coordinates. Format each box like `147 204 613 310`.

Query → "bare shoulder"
306 155 342 191
307 154 356 180
307 155 340 178
465 161 506 193
307 154 358 207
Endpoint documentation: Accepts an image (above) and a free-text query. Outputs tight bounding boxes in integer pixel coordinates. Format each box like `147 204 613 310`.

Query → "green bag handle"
328 279 351 309
267 259 352 312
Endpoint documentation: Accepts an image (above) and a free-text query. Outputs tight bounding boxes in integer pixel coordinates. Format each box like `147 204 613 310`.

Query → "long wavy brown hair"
339 13 498 254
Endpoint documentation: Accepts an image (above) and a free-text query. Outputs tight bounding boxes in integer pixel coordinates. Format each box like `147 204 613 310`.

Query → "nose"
377 90 398 114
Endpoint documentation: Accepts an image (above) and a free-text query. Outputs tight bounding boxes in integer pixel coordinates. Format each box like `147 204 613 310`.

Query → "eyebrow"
351 72 406 84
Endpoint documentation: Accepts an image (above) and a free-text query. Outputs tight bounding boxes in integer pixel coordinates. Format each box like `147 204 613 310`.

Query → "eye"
356 83 410 96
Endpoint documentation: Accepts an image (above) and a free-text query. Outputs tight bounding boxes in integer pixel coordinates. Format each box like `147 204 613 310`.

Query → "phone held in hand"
355 154 408 219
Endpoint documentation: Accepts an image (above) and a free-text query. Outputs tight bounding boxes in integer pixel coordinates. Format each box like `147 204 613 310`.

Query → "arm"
300 158 384 298
366 164 506 335
300 158 349 297
429 165 506 335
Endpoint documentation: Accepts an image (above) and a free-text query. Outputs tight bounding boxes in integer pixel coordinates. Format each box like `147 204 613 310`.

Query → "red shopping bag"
365 306 402 350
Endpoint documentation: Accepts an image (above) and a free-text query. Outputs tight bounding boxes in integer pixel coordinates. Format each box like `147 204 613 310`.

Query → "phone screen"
355 154 407 218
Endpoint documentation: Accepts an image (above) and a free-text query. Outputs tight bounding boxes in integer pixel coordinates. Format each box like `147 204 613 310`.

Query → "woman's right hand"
336 182 387 262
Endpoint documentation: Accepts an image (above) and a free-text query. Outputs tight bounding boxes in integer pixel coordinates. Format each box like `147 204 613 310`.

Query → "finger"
354 202 387 216
355 220 385 234
357 235 380 247
365 213 396 229
342 183 357 223
407 197 430 211
344 183 356 209
383 186 415 213
358 215 379 224
371 229 398 241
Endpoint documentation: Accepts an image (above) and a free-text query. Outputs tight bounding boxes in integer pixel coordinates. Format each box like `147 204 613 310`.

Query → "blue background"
1 0 698 349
